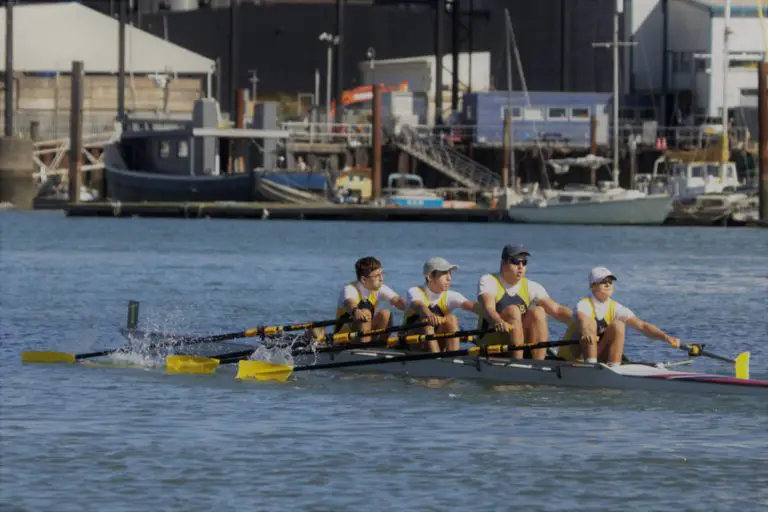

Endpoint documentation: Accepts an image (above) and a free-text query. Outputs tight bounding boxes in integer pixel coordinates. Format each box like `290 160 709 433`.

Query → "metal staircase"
392 125 500 190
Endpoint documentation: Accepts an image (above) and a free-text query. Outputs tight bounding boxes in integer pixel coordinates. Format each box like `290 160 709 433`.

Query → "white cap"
423 257 459 275
589 266 617 285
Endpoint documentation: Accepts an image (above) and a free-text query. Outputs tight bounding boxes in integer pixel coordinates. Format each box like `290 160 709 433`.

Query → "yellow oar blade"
21 351 77 364
735 352 750 380
166 355 220 375
236 360 293 382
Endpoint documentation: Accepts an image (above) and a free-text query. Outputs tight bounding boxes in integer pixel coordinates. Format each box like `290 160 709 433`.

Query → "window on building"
523 107 544 120
730 60 760 69
159 141 170 159
619 108 636 120
500 106 522 119
695 56 710 72
547 107 568 120
178 140 189 158
570 107 590 120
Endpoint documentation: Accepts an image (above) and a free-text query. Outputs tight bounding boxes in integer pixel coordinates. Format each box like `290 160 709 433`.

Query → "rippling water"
2 212 767 511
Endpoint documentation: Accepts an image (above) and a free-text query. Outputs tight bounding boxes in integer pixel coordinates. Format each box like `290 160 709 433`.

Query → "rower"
404 257 477 353
334 256 406 342
476 244 573 360
558 267 681 366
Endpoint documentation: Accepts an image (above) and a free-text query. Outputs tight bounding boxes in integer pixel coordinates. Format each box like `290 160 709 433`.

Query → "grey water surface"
1 211 767 511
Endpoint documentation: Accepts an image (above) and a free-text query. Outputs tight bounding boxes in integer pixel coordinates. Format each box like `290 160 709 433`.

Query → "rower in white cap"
558 266 681 365
404 257 477 353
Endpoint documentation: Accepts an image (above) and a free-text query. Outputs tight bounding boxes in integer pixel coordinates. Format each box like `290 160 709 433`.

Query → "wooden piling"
234 88 246 172
759 61 768 221
501 113 510 191
68 61 84 204
372 84 382 200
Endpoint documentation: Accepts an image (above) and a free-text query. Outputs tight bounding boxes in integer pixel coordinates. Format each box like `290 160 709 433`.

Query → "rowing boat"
288 347 768 397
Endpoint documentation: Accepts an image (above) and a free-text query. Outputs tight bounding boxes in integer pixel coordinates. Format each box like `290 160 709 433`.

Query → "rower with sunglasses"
557 267 681 366
476 244 573 360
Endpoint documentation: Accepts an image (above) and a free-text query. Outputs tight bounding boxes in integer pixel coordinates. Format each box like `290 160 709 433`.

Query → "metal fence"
1 110 122 140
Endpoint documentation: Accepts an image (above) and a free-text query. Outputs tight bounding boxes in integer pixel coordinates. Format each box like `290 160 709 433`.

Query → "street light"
319 32 340 133
366 47 376 88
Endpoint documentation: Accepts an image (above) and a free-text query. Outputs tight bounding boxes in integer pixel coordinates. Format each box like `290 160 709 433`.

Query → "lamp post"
319 32 340 134
248 69 259 106
366 47 376 89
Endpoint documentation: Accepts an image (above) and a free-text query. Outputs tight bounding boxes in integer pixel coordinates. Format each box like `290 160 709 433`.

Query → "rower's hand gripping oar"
20 318 344 365
164 321 430 375
680 343 750 380
236 334 583 382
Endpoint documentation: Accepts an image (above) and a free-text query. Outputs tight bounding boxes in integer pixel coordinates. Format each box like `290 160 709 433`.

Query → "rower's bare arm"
391 295 407 311
345 299 370 322
412 300 441 326
479 294 507 331
626 317 680 347
577 312 599 344
538 297 573 324
460 300 478 313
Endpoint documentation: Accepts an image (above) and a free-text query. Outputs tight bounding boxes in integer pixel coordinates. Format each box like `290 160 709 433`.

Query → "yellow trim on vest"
335 281 378 332
404 286 449 319
560 297 616 360
476 275 531 345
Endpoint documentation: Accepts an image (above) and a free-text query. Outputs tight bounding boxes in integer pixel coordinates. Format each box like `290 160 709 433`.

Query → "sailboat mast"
721 0 732 166
612 0 621 186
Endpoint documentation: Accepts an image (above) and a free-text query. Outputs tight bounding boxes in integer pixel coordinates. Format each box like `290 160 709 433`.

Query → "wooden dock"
63 201 511 222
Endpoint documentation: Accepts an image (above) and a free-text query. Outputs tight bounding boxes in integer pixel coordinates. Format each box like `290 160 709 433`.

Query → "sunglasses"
505 258 528 266
597 279 615 286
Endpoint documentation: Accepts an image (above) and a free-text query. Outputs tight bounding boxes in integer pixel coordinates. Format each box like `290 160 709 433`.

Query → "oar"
165 322 430 375
20 318 344 365
681 343 750 379
236 336 582 382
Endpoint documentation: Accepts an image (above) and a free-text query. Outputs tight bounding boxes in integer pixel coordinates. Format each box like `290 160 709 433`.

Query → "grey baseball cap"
501 244 530 260
423 257 459 275
589 267 617 285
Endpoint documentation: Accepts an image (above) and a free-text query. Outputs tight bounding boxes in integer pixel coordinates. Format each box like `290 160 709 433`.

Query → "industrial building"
629 0 767 123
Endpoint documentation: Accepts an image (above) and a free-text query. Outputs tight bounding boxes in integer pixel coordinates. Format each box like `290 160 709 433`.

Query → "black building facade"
115 0 622 115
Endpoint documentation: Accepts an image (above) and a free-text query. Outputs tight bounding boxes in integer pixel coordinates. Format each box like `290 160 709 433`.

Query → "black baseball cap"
501 244 530 260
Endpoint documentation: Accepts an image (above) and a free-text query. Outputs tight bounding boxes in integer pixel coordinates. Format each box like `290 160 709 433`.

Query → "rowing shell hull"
295 349 768 396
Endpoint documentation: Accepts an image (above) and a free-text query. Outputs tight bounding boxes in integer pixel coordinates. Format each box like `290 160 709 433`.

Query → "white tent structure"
0 2 214 75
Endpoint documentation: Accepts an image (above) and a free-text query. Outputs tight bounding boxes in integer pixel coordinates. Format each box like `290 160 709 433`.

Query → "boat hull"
105 166 256 202
508 194 672 225
292 348 768 396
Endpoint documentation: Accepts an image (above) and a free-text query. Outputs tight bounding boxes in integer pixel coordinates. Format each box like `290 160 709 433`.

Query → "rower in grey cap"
476 244 573 360
558 267 680 365
404 257 478 353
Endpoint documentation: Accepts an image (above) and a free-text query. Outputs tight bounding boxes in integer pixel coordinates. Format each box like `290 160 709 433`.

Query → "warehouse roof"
0 2 214 74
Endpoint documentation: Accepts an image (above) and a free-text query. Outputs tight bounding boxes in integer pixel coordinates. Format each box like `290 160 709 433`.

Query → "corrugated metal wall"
130 0 621 112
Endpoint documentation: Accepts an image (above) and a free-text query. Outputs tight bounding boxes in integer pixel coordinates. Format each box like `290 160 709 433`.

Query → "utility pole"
319 32 340 133
592 0 636 187
4 0 14 137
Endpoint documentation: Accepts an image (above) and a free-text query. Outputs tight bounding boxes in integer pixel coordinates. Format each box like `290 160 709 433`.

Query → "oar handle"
250 318 343 337
682 344 735 363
